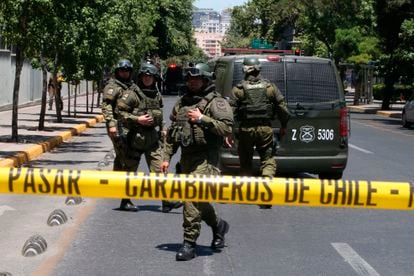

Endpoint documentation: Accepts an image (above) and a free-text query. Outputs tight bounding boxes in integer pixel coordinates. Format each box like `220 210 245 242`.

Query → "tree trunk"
86 80 89 113
38 55 48 130
74 83 78 118
11 46 24 142
97 80 102 107
381 76 394 110
67 82 71 117
91 80 95 113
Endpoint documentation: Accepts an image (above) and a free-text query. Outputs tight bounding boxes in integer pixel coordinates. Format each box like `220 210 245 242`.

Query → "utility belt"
239 119 272 127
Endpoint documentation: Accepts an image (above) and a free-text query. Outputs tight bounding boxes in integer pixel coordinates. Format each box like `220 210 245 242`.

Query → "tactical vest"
119 87 163 152
131 88 163 129
238 80 274 121
170 92 216 147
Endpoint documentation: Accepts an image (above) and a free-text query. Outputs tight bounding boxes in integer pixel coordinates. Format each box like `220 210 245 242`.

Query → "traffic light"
294 48 301 56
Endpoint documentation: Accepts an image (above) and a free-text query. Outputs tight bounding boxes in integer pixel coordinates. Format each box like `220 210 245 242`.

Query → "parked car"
163 64 185 95
212 54 349 179
402 91 414 128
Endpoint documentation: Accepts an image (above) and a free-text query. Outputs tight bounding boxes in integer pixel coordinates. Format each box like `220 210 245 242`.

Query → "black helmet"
139 63 159 78
115 59 133 72
242 57 261 74
183 63 212 79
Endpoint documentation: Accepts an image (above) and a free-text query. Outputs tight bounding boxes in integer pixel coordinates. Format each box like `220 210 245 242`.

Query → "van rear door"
276 58 346 157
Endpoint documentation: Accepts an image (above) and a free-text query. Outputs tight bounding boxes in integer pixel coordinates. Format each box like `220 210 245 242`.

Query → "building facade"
192 7 232 58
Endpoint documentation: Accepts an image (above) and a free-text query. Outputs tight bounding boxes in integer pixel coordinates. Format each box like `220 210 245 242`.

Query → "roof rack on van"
222 48 293 56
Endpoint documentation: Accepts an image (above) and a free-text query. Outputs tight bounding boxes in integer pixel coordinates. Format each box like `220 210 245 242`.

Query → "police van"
212 54 349 179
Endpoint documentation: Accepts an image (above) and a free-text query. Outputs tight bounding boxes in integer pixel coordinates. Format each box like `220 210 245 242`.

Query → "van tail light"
223 134 234 148
340 107 348 137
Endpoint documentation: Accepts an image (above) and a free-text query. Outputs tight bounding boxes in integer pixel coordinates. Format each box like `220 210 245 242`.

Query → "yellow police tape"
0 167 413 210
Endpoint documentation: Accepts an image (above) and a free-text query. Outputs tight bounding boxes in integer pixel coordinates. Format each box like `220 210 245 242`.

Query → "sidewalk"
345 87 403 118
0 94 103 167
346 100 403 119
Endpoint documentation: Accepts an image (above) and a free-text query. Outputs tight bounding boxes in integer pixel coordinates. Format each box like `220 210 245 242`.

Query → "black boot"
161 201 183 213
259 204 272 209
211 219 229 249
176 241 196 261
119 199 139 212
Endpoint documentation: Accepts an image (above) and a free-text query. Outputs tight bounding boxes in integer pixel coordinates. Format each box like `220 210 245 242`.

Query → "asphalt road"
0 96 413 275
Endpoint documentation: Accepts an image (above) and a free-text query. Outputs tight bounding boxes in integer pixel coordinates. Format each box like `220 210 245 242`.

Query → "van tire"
402 112 411 128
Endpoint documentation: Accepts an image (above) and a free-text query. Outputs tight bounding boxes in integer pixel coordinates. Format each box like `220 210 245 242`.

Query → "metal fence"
0 49 91 110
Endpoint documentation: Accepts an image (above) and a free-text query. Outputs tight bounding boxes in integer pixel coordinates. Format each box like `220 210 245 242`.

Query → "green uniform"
101 78 140 171
232 75 290 177
116 85 164 173
164 85 233 243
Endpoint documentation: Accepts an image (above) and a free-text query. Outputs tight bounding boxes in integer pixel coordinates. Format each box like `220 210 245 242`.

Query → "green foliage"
224 0 301 48
333 28 362 62
0 0 196 81
152 0 193 59
299 34 329 57
373 83 413 101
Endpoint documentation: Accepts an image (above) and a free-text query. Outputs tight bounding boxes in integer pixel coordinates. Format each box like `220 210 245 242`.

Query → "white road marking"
0 205 16 216
332 242 380 276
349 143 374 154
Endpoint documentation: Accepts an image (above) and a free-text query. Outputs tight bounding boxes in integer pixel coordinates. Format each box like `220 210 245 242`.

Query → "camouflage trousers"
111 137 162 172
238 125 276 177
110 138 176 206
180 151 220 243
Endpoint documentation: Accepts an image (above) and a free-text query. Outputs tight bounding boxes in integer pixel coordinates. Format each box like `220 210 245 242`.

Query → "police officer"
231 57 290 209
101 59 140 211
161 63 234 261
118 62 182 213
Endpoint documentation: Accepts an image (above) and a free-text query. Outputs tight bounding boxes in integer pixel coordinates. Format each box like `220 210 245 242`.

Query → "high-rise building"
192 7 233 57
192 8 220 29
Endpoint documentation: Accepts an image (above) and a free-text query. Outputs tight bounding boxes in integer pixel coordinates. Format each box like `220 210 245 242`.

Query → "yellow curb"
0 114 104 168
377 111 401 118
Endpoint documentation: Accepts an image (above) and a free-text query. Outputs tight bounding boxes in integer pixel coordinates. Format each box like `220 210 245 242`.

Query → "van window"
286 62 339 103
232 60 340 104
232 61 286 95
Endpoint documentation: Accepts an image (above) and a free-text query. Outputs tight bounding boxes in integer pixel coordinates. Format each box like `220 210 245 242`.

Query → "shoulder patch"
121 93 130 100
214 98 228 111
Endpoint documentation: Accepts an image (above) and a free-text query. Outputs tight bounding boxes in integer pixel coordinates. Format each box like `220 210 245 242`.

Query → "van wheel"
319 172 343 180
402 112 411 128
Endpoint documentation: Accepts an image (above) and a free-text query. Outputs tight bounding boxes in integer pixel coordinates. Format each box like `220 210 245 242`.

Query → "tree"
152 0 193 59
297 0 377 61
0 0 51 141
374 0 414 109
224 0 301 49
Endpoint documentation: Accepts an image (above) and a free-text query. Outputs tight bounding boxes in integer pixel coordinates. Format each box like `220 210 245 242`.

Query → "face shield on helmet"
114 59 133 82
115 59 133 72
183 63 213 80
139 63 159 78
242 57 261 74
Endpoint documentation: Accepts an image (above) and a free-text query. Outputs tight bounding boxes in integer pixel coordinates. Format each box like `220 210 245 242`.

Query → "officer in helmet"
161 63 234 261
231 57 290 209
117 62 182 213
101 58 140 211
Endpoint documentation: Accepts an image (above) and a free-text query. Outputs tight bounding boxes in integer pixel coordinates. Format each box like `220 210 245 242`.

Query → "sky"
194 0 248 12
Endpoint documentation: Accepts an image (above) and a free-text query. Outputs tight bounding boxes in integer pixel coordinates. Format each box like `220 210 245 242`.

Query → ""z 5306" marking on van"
291 126 334 142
